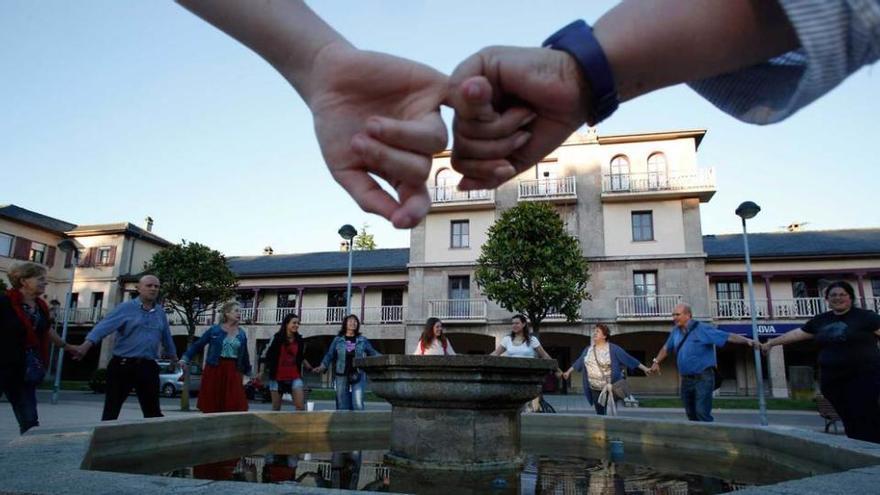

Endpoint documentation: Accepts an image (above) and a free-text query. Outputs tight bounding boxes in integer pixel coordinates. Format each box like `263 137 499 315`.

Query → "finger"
452 157 517 189
452 106 536 140
445 76 498 122
351 133 431 187
364 112 448 156
390 183 431 229
452 125 531 160
333 168 402 222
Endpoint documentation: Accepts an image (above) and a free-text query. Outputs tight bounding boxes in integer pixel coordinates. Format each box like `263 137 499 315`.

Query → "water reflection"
163 449 756 494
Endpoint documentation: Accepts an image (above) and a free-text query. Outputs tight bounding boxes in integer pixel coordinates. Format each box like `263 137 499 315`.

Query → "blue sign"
718 323 802 337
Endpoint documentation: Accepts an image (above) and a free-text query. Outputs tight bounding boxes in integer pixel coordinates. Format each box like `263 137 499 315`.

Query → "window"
647 152 668 189
435 168 456 201
326 289 347 323
381 288 404 322
448 276 471 318
631 211 654 241
277 291 298 308
633 271 658 314
450 220 470 248
0 232 12 257
28 242 46 264
609 155 630 191
715 280 745 318
97 247 112 265
236 291 255 309
871 278 880 311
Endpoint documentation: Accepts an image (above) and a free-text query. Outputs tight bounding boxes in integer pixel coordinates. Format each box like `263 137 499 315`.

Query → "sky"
2 1 878 257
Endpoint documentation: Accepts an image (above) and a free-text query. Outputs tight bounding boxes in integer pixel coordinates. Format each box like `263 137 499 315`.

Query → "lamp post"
735 201 768 426
52 239 82 405
338 224 357 316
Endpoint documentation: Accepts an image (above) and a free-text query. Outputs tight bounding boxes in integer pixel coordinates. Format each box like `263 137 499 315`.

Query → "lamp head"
735 201 761 220
338 224 357 241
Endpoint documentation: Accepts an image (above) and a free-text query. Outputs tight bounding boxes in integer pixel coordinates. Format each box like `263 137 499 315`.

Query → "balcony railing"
518 176 576 200
239 306 406 325
58 307 105 324
711 297 830 319
615 295 682 319
427 299 488 320
429 185 494 204
870 297 880 313
602 169 715 194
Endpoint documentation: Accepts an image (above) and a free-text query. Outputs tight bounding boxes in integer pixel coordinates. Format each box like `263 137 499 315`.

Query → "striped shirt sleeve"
688 0 880 124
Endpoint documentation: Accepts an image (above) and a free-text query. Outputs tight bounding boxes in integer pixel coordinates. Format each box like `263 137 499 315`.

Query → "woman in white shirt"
412 317 456 355
491 314 556 362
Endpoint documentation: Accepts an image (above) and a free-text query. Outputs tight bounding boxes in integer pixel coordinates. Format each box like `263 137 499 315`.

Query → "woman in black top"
0 262 69 434
763 281 880 443
263 313 313 411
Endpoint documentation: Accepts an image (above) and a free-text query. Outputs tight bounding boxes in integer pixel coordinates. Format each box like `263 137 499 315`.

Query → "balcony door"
448 276 470 318
537 160 560 195
647 152 668 189
715 281 744 318
610 155 630 191
633 271 658 315
327 289 347 323
381 288 404 323
435 168 455 201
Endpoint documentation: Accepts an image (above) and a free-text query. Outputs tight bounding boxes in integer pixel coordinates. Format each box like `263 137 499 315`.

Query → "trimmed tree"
475 202 590 335
146 241 237 410
354 223 377 250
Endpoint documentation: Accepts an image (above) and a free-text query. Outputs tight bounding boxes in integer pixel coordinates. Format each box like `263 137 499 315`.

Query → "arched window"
435 168 455 201
647 152 668 189
609 155 630 191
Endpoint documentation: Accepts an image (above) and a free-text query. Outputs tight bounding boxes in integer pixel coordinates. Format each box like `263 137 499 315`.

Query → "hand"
760 342 772 355
446 46 590 191
649 362 661 375
306 42 448 229
69 342 89 361
313 365 326 375
562 370 571 380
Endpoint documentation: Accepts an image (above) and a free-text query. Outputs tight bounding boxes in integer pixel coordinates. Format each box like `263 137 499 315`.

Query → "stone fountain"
357 354 556 470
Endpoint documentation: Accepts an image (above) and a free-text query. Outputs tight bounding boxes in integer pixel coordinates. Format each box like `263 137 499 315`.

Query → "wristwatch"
542 19 619 124
652 358 660 364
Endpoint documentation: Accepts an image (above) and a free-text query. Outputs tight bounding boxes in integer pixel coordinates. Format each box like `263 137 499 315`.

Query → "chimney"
144 216 154 232
263 246 274 255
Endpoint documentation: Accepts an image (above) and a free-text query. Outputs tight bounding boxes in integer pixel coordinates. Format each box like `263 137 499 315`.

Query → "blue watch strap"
543 20 619 124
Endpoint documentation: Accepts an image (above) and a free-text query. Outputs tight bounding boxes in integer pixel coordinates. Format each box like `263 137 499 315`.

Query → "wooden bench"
814 395 842 434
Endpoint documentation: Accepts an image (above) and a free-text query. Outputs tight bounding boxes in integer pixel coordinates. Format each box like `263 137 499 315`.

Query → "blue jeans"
0 365 39 434
680 368 715 422
334 373 365 411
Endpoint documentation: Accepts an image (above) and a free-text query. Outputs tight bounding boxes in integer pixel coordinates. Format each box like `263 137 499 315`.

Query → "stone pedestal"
768 346 790 398
357 354 556 470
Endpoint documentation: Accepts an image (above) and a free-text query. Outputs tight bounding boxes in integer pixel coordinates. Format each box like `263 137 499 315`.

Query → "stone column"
768 345 789 398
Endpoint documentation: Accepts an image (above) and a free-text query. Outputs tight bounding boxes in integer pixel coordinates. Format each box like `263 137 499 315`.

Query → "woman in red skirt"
180 301 251 412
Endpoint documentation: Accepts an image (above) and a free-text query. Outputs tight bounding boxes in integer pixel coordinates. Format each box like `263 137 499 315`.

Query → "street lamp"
52 238 82 405
338 224 357 316
735 201 768 426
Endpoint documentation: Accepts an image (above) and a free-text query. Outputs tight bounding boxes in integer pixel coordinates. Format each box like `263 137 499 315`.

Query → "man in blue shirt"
71 275 178 420
650 303 753 422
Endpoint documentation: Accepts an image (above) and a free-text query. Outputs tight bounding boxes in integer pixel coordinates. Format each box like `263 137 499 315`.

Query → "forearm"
727 333 752 346
594 0 799 101
653 346 669 364
176 0 351 102
767 329 812 347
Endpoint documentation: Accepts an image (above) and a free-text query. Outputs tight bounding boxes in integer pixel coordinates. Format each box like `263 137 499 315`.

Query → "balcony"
518 176 577 203
58 307 105 325
601 168 716 203
239 306 406 326
615 295 682 320
427 299 488 321
712 297 829 320
429 185 494 210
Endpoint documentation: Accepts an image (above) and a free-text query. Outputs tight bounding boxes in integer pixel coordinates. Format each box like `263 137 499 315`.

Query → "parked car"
158 360 202 398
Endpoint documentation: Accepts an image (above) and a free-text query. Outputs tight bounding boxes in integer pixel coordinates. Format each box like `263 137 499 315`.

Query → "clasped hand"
317 45 586 229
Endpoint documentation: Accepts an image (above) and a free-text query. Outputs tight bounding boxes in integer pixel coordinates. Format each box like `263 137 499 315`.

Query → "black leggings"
821 364 880 444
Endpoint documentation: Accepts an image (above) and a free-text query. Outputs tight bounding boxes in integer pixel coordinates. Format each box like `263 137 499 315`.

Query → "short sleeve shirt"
802 308 880 369
501 335 540 358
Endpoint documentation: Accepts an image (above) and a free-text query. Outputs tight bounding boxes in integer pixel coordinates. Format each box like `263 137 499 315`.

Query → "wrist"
652 357 660 364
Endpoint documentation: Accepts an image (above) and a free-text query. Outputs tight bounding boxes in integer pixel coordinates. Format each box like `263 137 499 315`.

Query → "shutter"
46 246 56 267
79 248 94 267
107 246 117 266
13 237 31 260
64 249 73 268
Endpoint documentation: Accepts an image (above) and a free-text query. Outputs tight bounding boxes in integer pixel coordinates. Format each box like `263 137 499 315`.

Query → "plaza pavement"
1 389 830 445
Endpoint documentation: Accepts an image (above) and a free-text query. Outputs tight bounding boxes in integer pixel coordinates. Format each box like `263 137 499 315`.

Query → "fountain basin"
357 354 557 470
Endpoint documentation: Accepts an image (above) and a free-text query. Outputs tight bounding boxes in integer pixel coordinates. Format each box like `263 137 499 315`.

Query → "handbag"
23 349 46 385
593 346 629 400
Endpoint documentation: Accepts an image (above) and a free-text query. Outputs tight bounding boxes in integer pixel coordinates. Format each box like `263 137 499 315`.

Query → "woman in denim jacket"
181 301 251 413
313 314 380 410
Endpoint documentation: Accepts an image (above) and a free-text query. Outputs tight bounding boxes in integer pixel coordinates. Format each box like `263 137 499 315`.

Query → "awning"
717 323 802 338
